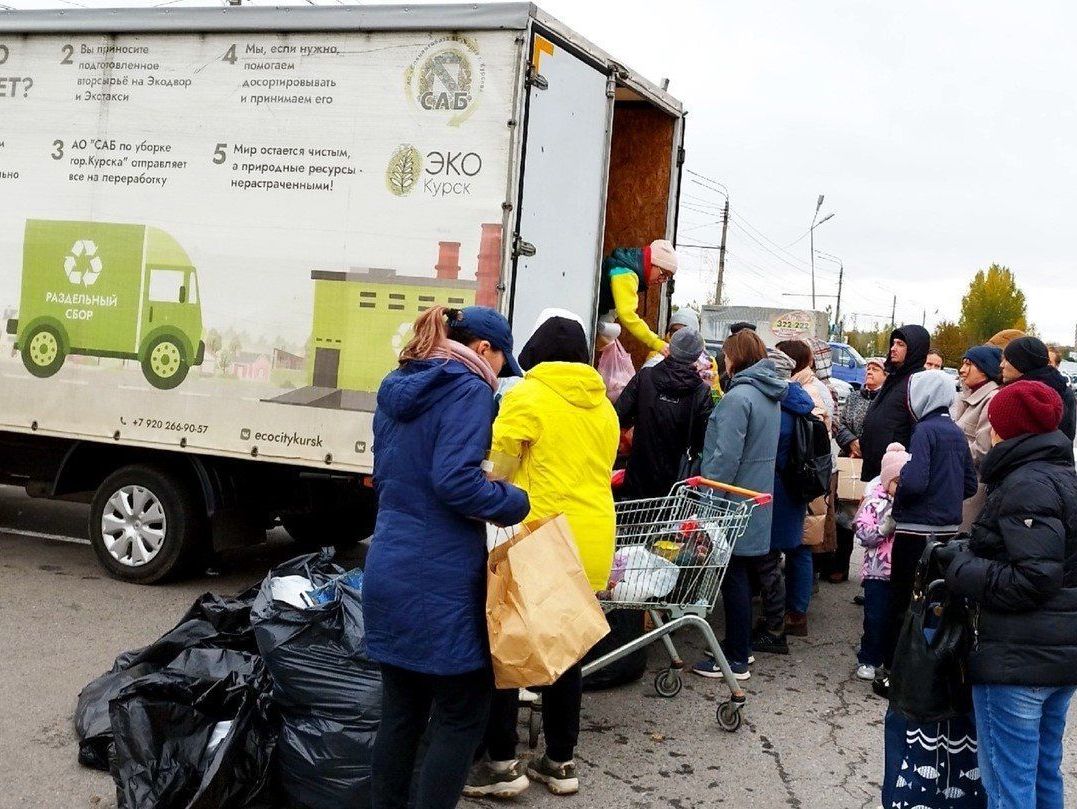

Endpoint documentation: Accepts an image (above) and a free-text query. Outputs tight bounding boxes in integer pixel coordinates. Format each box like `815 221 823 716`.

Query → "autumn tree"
959 264 1028 344
845 325 892 359
931 321 970 367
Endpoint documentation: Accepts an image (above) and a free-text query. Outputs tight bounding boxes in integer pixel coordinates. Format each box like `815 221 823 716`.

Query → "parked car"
831 377 853 410
943 367 961 391
829 342 867 388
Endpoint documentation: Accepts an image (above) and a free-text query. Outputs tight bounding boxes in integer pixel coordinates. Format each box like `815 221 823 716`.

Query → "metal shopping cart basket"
581 476 772 732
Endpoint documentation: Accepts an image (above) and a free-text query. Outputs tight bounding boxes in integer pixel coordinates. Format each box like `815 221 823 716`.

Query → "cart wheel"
527 706 542 750
716 701 743 732
654 669 683 698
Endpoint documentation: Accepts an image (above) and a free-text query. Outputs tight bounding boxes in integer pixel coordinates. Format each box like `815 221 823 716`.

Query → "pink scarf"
429 340 498 391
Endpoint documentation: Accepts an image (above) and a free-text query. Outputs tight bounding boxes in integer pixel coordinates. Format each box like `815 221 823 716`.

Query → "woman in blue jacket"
364 306 530 809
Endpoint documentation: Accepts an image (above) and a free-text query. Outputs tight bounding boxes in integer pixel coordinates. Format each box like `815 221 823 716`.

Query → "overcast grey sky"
6 0 1076 343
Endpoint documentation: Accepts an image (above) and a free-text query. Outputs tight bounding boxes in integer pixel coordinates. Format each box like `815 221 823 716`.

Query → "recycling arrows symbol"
64 240 103 286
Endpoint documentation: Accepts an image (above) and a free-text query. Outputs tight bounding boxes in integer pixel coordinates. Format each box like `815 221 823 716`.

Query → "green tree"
931 321 969 367
204 328 222 356
845 325 892 359
959 264 1028 343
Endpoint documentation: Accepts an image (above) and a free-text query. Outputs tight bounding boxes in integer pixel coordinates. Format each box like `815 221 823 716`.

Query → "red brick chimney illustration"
436 241 461 280
475 223 502 308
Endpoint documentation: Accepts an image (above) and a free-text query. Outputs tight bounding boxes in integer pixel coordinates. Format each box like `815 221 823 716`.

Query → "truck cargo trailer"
0 3 685 582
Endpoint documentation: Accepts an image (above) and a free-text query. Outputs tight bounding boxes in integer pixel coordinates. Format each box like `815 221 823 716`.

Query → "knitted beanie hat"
669 327 705 364
648 239 678 275
964 345 1003 382
1003 336 1050 375
988 379 1063 440
880 442 911 490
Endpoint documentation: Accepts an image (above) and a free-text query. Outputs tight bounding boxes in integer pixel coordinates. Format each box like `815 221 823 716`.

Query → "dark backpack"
781 412 833 504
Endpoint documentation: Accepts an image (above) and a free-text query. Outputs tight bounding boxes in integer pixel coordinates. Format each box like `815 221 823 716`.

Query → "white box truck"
0 4 685 581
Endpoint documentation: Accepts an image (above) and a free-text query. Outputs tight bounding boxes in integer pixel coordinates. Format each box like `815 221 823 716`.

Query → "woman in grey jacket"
692 329 786 681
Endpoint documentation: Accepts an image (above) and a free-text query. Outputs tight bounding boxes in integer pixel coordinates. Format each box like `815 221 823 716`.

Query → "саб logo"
405 36 486 127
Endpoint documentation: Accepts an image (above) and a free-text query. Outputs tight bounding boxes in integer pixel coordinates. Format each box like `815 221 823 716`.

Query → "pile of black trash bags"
74 551 381 809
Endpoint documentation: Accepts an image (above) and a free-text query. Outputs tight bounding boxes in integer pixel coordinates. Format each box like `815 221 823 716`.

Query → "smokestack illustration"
436 241 461 280
476 223 502 308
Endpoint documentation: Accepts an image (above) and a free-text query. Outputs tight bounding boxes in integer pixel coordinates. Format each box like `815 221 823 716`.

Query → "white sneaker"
462 760 530 799
856 664 876 681
518 688 540 703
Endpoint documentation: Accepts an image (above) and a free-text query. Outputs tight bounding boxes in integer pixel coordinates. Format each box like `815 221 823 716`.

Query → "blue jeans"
973 683 1076 809
783 544 814 614
858 579 890 667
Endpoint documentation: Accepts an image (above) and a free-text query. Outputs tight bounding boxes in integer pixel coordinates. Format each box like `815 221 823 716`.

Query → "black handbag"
888 542 973 723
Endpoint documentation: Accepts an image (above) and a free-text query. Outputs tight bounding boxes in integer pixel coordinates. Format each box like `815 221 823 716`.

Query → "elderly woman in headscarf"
466 309 619 799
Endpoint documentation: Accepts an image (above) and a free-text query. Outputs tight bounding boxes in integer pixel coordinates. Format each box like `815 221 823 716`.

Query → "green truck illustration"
6 220 205 389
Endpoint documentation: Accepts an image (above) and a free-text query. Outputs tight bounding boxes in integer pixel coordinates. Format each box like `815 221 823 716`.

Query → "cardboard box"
837 457 866 502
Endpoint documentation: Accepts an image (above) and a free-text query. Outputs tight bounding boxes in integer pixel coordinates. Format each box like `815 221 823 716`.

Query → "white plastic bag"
598 338 635 403
269 575 314 608
609 546 679 603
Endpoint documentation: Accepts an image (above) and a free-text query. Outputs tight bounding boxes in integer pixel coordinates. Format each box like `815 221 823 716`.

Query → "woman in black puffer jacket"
945 380 1077 809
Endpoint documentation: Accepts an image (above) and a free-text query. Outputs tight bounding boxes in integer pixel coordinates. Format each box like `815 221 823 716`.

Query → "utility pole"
834 263 844 340
714 197 729 306
810 195 822 310
808 195 834 311
891 296 897 330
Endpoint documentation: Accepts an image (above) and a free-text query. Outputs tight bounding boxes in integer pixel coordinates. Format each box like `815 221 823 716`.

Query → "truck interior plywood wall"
602 101 676 369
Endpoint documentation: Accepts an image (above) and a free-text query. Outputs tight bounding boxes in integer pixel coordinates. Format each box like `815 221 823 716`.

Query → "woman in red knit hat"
942 380 1077 809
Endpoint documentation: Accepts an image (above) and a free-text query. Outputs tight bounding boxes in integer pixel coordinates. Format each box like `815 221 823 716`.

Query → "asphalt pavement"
0 484 1074 809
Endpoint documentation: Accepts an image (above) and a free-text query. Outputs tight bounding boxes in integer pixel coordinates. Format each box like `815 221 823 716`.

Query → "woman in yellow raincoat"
464 309 619 800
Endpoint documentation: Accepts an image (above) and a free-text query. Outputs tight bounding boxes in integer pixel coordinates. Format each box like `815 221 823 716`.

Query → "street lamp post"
813 250 843 339
809 194 835 310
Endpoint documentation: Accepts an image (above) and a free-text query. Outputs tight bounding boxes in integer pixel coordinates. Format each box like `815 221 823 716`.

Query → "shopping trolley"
581 476 772 732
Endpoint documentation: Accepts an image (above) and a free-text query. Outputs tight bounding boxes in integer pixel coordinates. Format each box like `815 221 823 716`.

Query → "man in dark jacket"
1000 335 1077 441
882 370 977 671
859 325 931 482
944 380 1077 809
616 328 714 499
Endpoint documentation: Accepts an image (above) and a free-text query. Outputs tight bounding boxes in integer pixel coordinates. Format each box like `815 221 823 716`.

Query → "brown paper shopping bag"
486 515 610 689
802 495 827 546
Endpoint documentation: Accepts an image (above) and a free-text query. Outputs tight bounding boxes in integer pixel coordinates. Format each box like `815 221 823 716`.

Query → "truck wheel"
89 464 207 584
21 324 66 378
142 336 189 390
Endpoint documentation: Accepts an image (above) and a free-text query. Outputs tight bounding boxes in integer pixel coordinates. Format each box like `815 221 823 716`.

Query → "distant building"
273 348 305 371
232 351 271 381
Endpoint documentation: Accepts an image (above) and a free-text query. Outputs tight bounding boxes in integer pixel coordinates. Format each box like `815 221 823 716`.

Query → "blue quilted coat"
363 358 530 675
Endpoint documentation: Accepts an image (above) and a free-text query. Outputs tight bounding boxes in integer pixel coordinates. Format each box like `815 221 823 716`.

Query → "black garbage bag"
76 591 259 770
582 609 647 690
251 551 381 809
109 665 278 809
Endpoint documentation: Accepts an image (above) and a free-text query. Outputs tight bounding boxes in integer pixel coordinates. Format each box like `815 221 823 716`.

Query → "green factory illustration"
308 266 477 391
6 220 205 389
271 226 503 412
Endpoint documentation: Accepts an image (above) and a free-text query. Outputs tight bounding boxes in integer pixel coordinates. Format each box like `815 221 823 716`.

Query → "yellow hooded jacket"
492 362 620 591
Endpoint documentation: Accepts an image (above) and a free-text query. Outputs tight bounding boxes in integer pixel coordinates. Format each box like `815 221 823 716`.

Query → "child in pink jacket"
853 442 910 681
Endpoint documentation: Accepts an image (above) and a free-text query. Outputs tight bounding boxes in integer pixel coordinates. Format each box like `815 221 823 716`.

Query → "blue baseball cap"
455 306 524 378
